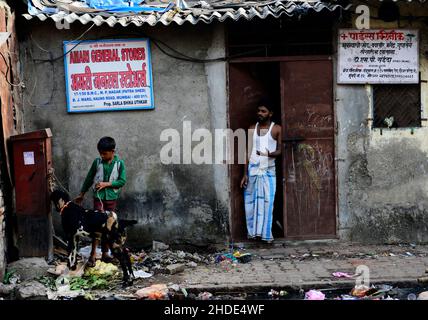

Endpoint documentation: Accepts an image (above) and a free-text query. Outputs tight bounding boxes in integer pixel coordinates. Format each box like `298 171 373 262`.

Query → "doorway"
228 62 283 240
229 57 337 241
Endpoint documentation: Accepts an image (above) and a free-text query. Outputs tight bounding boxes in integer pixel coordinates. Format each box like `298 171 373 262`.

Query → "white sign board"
338 29 419 84
64 39 154 113
23 151 35 165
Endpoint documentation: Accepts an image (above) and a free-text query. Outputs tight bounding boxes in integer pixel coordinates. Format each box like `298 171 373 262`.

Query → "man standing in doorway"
240 98 282 243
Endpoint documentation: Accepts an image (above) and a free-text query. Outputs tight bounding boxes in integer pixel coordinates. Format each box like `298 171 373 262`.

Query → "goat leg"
112 247 132 287
67 234 78 270
122 247 135 280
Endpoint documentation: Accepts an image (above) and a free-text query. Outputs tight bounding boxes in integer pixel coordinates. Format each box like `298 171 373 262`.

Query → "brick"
166 263 186 275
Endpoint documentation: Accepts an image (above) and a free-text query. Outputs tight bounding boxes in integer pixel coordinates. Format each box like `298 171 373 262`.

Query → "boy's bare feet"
88 255 96 267
101 252 114 263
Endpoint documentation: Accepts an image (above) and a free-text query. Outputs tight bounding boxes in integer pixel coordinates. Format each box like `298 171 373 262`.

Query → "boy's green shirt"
81 155 126 200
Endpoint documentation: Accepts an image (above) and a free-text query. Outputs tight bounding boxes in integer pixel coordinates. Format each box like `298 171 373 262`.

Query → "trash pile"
129 241 213 276
268 289 288 298
302 285 398 300
44 259 121 300
302 283 428 301
129 241 253 276
0 240 221 300
134 283 214 301
214 250 252 271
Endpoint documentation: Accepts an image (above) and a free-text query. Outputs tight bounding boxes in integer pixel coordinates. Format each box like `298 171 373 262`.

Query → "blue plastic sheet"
85 0 172 12
28 0 58 14
28 0 173 14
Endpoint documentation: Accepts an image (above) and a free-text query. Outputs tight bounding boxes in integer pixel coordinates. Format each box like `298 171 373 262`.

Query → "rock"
176 251 186 259
417 291 428 300
0 283 16 296
152 241 169 251
16 281 47 300
187 262 198 268
166 263 185 275
7 258 49 281
192 253 202 262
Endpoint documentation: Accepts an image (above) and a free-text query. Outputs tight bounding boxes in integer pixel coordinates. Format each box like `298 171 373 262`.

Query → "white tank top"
249 122 277 169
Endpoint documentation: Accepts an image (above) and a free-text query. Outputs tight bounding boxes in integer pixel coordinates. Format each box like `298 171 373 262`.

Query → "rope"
48 168 72 196
95 190 105 212
49 167 105 212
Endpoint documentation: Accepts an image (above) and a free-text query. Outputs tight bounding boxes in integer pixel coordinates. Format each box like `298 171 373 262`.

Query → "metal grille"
373 84 421 128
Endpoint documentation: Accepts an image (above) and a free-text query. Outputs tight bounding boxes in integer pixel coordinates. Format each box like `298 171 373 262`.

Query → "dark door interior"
229 62 283 241
229 58 337 241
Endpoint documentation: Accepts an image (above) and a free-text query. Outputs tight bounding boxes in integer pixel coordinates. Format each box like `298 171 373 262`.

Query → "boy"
75 136 126 266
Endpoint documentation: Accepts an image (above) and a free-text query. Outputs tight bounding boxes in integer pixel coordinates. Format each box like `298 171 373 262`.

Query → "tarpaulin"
85 0 171 12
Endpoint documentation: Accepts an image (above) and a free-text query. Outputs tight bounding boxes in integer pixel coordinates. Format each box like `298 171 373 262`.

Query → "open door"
281 57 337 239
229 62 282 241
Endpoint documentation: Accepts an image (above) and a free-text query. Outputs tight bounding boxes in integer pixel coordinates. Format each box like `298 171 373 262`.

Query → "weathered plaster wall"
19 21 229 247
336 2 428 243
1 0 22 281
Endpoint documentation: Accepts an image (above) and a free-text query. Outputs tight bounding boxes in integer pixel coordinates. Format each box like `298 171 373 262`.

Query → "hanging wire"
33 22 96 63
0 51 25 87
30 22 266 65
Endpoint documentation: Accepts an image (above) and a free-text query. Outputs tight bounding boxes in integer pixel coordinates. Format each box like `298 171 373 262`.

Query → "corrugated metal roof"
23 1 353 27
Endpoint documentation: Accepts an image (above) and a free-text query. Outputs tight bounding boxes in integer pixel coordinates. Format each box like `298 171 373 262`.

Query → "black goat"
50 189 137 286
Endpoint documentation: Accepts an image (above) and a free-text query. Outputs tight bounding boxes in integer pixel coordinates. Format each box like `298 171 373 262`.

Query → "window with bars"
373 84 421 128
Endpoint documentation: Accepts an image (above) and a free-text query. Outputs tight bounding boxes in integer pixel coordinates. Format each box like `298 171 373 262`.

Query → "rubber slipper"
101 255 114 263
87 257 96 267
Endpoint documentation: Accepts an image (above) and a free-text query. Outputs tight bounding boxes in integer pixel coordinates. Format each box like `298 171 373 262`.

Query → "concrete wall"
336 2 428 243
20 1 428 247
19 21 229 247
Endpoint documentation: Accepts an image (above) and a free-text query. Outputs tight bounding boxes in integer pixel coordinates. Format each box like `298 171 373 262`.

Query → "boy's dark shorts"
94 199 117 212
93 199 117 253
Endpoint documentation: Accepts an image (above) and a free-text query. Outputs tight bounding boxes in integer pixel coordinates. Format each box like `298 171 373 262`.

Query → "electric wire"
0 51 25 87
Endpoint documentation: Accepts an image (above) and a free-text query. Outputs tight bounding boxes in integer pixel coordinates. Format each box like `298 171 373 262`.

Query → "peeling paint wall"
0 0 22 282
19 21 229 247
336 1 428 243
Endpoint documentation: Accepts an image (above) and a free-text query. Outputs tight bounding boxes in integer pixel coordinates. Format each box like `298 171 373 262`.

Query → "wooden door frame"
228 55 338 241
